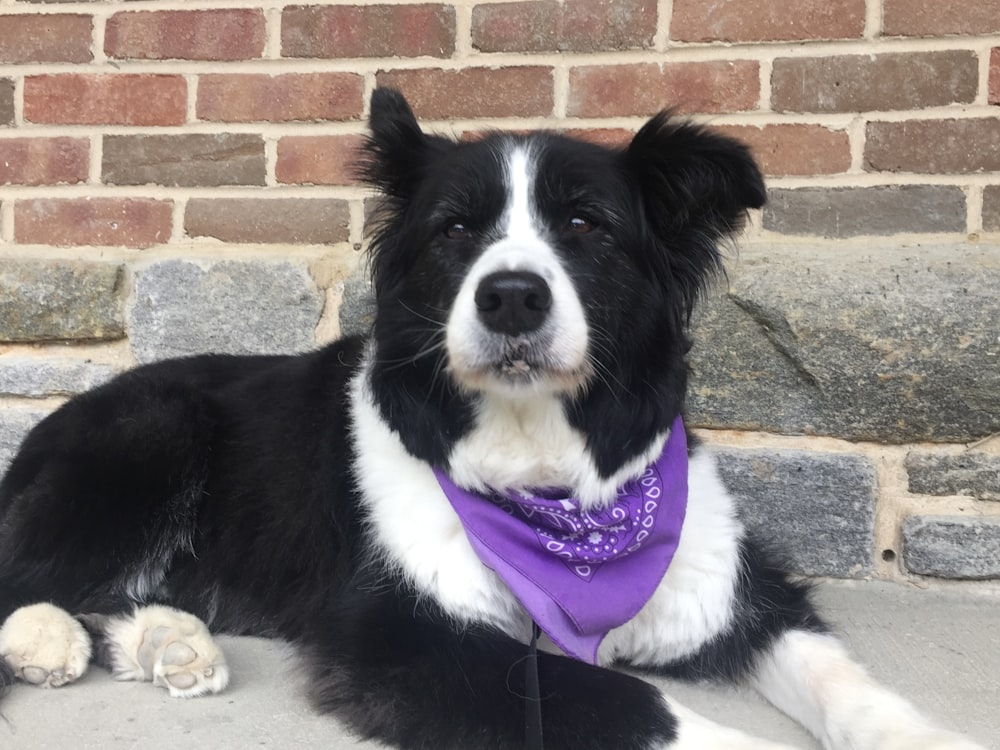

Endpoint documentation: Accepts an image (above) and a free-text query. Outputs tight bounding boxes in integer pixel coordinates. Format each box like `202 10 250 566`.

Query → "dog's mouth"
450 335 590 394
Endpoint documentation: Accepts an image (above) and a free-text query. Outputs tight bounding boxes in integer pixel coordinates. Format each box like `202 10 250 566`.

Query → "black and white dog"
0 89 984 750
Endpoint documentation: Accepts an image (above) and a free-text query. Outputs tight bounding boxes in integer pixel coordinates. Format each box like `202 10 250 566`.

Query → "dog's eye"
445 223 470 240
566 216 595 234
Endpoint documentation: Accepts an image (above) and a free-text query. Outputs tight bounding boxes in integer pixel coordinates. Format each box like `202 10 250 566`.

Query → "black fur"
0 89 822 750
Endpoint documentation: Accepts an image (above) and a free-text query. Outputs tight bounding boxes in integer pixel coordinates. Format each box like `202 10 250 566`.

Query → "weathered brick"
276 135 364 186
984 186 1000 232
903 516 1000 579
0 259 124 342
0 79 13 126
0 138 89 185
130 260 324 362
105 9 265 61
865 119 1000 174
568 61 759 117
472 0 655 53
282 4 454 58
772 51 978 113
24 74 186 126
0 13 92 63
883 0 1000 36
715 448 876 577
103 134 265 187
0 356 117 398
906 452 1000 501
185 199 350 244
672 0 864 42
990 48 1000 105
376 68 554 119
714 125 851 176
197 73 363 123
763 186 966 237
14 198 173 248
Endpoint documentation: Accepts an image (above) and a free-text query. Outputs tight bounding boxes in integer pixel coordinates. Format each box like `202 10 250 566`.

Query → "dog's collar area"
433 415 689 665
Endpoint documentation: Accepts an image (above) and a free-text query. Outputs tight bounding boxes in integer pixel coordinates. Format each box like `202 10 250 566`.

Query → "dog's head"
359 88 764 474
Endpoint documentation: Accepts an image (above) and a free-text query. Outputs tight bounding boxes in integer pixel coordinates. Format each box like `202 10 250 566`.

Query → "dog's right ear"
359 88 448 199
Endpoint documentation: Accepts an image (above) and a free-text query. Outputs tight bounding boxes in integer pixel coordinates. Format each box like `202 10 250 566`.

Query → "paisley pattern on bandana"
502 463 663 582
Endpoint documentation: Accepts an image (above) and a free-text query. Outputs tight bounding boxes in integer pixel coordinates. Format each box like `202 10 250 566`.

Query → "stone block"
905 452 1000 501
714 447 877 577
902 515 1000 579
130 259 324 363
0 408 48 477
0 260 125 342
0 356 117 397
687 244 1000 442
339 266 376 337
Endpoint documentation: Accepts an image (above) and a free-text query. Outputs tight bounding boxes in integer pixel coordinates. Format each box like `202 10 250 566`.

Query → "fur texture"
0 89 983 750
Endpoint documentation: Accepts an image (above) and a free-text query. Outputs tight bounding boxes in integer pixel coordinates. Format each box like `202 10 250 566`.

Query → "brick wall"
1 1 998 583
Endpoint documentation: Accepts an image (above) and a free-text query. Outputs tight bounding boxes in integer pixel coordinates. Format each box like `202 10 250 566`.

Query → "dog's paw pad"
0 603 91 689
105 605 229 698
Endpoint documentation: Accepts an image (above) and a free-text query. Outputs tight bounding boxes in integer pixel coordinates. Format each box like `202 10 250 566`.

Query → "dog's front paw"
0 603 92 688
103 604 229 697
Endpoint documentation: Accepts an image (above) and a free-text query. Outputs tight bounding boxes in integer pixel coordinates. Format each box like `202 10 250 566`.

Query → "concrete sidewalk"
2 580 997 749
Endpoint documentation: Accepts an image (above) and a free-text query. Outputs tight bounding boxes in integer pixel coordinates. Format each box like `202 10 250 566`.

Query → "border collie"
0 89 984 750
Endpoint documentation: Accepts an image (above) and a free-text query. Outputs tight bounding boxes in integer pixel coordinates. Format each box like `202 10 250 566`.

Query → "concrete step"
2 579 997 749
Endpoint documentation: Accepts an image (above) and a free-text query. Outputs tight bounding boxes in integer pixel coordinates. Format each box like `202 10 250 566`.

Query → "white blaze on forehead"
502 146 542 243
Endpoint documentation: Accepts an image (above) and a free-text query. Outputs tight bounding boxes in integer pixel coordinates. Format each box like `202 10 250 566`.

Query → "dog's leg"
82 604 229 698
0 603 92 688
754 629 986 750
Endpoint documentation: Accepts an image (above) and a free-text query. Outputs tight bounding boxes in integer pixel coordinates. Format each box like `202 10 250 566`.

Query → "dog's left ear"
623 113 766 314
358 88 452 200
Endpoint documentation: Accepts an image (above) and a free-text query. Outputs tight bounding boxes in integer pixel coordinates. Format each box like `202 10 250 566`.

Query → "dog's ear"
623 112 766 315
358 88 448 199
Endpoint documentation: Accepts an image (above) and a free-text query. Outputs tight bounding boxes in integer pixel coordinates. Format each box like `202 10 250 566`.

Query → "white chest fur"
349 365 743 667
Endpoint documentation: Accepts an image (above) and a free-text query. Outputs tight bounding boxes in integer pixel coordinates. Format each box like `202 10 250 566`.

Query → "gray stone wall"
1 242 998 583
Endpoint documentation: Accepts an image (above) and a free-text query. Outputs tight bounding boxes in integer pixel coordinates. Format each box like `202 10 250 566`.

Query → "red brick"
185 199 351 244
772 51 978 113
376 68 554 118
14 198 172 249
472 0 655 53
568 61 759 117
714 125 851 176
276 135 365 186
283 5 455 58
865 119 1000 174
0 138 89 185
197 73 363 123
24 75 186 126
105 9 265 61
990 49 1000 106
0 14 93 63
672 0 863 42
560 128 635 148
883 0 1000 36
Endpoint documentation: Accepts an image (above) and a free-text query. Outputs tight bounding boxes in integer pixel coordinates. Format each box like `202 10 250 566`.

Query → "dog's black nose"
474 270 552 336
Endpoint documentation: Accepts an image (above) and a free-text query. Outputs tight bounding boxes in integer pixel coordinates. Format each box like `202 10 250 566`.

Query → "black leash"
524 621 544 750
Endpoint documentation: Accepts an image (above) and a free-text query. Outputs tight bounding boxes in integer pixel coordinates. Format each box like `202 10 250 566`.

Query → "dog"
0 88 985 750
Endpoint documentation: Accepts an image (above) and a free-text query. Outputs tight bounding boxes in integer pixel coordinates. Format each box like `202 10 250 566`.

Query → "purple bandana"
434 416 688 664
